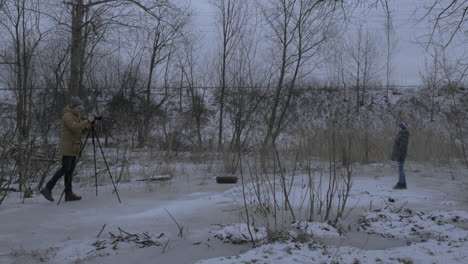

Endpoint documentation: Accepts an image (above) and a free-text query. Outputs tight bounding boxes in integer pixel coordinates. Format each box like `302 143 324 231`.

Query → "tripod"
57 122 122 205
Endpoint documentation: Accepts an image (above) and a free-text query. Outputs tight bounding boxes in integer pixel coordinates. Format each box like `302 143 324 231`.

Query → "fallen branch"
136 175 173 182
383 199 408 214
92 227 164 251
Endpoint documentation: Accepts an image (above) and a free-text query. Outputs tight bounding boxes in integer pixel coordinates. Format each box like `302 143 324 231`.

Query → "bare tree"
45 0 188 147
0 0 50 139
136 4 190 147
0 0 52 194
325 37 348 99
213 3 268 153
344 27 380 112
63 0 173 97
178 36 206 148
38 38 71 100
261 0 341 147
421 48 442 122
420 26 467 167
436 47 468 168
379 0 395 101
0 116 17 206
211 0 249 150
227 46 267 153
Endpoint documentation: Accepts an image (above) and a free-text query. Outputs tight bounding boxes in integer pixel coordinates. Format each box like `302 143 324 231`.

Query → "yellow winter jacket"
59 106 89 156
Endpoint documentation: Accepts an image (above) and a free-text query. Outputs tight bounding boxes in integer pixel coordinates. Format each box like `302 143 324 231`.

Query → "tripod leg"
94 131 122 203
57 191 65 205
57 129 91 205
92 128 98 196
96 138 122 203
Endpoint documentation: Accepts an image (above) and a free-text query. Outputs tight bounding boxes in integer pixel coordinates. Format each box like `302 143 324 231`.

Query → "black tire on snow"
216 176 238 184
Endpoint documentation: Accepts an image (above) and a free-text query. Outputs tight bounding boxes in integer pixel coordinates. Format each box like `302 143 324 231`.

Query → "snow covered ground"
0 161 467 263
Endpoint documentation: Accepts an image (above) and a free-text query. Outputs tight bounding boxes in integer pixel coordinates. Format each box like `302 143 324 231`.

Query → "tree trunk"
69 0 85 97
138 41 158 148
218 49 226 150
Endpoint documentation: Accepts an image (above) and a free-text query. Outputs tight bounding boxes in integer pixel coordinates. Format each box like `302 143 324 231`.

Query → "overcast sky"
183 0 467 86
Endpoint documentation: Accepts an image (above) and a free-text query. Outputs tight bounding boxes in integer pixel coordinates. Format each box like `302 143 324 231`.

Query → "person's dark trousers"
397 160 406 185
45 156 77 193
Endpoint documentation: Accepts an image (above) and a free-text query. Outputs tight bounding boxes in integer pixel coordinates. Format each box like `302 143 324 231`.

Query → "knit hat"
70 96 83 108
399 122 408 130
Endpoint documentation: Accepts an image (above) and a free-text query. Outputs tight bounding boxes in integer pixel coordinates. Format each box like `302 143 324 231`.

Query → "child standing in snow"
391 122 410 189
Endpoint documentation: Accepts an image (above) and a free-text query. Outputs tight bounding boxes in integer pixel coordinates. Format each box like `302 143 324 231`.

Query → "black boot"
393 183 407 190
40 188 54 202
65 192 82 202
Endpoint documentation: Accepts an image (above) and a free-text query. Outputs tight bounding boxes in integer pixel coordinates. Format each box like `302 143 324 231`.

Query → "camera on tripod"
90 115 102 125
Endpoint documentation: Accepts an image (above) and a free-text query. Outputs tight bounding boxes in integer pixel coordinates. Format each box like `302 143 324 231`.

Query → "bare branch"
422 0 468 47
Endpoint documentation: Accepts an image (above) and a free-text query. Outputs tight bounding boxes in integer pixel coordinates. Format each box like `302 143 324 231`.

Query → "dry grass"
290 125 463 166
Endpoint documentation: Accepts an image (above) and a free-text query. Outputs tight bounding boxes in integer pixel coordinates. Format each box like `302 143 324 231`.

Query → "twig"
118 227 135 237
239 150 258 248
164 209 184 237
97 224 107 238
343 198 360 220
0 162 18 206
395 202 408 214
162 239 170 254
383 199 407 214
210 224 227 227
383 199 393 212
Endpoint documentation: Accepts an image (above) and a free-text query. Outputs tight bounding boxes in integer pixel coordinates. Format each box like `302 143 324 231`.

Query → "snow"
1 161 467 263
199 206 468 264
116 192 229 221
0 170 249 264
213 224 268 244
196 240 468 264
291 221 340 239
52 239 104 263
196 162 468 264
358 208 468 242
426 210 468 224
